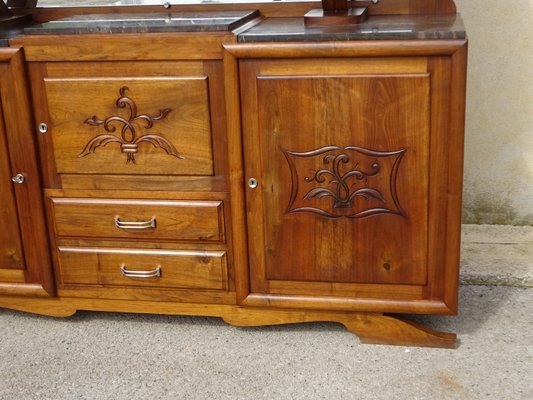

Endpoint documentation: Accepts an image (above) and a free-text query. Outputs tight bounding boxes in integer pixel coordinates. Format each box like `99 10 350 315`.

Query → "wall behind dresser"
456 0 533 225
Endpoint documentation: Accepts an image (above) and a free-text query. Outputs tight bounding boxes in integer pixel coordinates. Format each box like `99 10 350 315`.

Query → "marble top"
24 10 260 35
238 15 466 42
0 27 24 46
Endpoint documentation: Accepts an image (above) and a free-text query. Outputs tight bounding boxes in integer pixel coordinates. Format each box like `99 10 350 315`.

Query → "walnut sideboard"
0 1 467 348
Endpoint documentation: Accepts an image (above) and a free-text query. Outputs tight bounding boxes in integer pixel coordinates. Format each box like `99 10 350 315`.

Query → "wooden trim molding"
224 40 467 59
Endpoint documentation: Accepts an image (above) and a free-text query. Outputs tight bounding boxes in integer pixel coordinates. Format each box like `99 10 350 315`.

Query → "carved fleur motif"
79 86 184 164
283 145 407 219
303 153 382 209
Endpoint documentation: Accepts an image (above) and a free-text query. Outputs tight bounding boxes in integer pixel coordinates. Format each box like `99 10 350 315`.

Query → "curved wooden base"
222 309 457 349
0 296 456 348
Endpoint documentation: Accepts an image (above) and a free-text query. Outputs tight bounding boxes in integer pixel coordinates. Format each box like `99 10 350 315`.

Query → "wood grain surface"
50 197 225 243
0 48 55 296
57 247 228 291
241 58 430 289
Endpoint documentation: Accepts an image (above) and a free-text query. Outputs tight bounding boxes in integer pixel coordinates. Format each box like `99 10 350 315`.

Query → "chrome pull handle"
114 217 156 230
120 265 161 279
11 174 25 184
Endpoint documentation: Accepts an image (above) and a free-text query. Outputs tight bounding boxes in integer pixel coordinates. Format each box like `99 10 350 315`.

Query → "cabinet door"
233 45 467 314
0 49 54 297
242 58 429 286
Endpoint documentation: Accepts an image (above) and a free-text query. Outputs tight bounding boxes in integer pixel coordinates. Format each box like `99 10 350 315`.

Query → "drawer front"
58 247 228 290
44 78 213 176
50 198 224 242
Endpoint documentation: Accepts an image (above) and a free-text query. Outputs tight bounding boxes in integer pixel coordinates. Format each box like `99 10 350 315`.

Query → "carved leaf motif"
84 116 105 127
78 134 123 158
303 187 338 201
135 134 184 159
349 188 386 203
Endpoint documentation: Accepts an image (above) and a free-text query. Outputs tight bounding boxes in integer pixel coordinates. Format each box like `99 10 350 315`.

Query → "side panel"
0 87 25 272
0 49 54 296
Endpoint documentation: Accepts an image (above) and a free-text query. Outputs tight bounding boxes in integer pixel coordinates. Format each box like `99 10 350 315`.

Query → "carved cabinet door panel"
239 56 438 300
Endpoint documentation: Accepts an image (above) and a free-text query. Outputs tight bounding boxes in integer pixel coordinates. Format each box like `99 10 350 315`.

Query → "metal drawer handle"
114 217 156 230
120 265 161 279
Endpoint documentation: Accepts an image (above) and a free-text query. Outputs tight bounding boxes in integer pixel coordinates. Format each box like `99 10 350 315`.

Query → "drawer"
58 247 228 291
50 198 224 242
44 78 214 176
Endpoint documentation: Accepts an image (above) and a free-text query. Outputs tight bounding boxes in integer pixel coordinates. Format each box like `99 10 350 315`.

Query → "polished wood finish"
57 247 228 291
240 60 430 288
224 40 465 58
28 58 229 191
225 39 467 315
19 33 238 308
0 93 24 270
0 48 54 296
44 77 213 176
13 34 236 61
0 296 456 348
0 8 466 348
49 197 225 243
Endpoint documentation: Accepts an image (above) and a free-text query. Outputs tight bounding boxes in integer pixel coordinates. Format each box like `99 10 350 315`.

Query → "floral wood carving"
282 145 407 219
79 86 184 164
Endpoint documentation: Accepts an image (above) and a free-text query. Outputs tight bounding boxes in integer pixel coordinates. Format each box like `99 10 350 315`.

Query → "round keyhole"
248 178 258 189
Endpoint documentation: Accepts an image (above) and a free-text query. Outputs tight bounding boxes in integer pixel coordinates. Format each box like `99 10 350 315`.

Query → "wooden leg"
223 309 457 349
342 313 457 349
0 296 77 317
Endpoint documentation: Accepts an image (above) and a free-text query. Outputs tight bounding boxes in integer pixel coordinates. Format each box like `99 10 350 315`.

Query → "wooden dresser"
0 0 467 348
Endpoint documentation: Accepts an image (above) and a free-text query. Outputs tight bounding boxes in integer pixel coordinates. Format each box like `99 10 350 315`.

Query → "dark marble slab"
0 26 25 46
24 10 260 35
238 15 466 42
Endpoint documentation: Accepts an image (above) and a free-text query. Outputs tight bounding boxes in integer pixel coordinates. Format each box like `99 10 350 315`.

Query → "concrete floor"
1 223 532 399
1 285 532 400
461 224 533 287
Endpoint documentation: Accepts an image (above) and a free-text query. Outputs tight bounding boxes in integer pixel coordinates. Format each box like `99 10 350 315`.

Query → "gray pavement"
1 223 532 399
0 285 532 400
461 224 533 287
